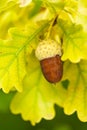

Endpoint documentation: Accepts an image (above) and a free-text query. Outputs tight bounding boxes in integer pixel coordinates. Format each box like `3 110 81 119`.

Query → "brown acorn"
35 39 63 83
40 55 63 83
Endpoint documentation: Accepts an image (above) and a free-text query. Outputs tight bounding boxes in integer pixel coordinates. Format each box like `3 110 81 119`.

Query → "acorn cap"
35 39 62 60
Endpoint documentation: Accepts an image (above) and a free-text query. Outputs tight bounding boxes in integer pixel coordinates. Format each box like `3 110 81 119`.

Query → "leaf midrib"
0 22 49 80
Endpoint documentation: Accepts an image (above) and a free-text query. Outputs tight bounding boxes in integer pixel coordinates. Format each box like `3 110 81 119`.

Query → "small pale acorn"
35 39 63 83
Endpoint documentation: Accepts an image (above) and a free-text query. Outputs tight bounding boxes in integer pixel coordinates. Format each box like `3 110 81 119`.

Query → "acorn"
35 39 63 83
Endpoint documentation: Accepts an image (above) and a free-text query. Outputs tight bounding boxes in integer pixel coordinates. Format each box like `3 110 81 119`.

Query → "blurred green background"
0 90 87 130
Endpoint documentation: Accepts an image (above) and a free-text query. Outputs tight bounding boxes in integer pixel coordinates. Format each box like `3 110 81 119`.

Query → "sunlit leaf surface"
10 52 66 125
58 20 87 62
0 22 49 93
62 60 87 122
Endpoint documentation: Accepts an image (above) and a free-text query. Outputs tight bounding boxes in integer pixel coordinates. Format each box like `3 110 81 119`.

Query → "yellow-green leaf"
58 20 87 62
10 52 66 125
0 38 26 93
0 0 18 12
76 1 87 31
62 60 87 122
0 22 49 93
79 0 87 8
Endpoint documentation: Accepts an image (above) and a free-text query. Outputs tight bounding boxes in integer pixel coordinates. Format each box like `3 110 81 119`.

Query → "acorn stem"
46 14 58 39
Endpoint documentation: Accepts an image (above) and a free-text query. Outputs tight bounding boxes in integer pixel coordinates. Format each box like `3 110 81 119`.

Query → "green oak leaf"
0 22 49 93
0 36 26 93
79 0 87 8
58 20 87 62
62 60 87 122
10 51 66 125
76 11 87 32
76 1 87 31
43 0 78 22
0 0 18 12
62 0 78 20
